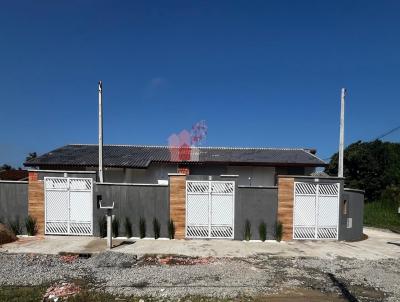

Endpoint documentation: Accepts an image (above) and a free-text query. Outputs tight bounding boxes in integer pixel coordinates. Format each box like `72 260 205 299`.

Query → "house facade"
0 143 364 242
24 144 324 185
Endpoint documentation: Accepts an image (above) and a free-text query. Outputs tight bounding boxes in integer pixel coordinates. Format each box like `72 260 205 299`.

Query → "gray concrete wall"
94 183 169 238
0 181 28 232
339 189 364 241
235 186 278 240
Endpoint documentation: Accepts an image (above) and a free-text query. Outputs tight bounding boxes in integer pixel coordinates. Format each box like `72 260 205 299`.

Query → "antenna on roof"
338 88 346 178
98 80 104 183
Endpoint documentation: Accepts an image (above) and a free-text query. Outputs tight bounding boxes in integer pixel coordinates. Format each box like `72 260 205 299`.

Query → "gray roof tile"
24 144 327 168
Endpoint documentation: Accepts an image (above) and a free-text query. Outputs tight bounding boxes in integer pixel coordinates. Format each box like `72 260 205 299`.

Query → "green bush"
275 221 283 242
124 217 132 238
364 200 400 233
8 217 22 235
244 219 251 241
112 217 119 238
168 219 175 239
258 221 267 242
99 216 107 238
139 217 146 239
25 215 38 236
153 217 161 239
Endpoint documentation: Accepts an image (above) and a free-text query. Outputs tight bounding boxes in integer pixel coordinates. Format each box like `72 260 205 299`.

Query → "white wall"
227 166 276 186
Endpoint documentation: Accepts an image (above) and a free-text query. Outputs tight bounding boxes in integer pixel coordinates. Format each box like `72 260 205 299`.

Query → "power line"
374 125 400 140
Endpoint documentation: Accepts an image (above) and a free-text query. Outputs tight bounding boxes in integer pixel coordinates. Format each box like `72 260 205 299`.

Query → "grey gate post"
100 201 114 249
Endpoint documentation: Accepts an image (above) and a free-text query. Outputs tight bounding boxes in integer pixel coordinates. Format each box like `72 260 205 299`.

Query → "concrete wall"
339 189 365 241
37 170 97 181
235 186 278 240
0 181 28 232
94 183 169 238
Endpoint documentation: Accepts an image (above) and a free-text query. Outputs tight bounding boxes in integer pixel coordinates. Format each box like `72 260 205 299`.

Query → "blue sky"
1 1 400 167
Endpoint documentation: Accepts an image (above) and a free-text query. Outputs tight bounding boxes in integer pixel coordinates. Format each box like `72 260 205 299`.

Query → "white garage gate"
186 180 235 239
293 182 340 240
44 177 93 236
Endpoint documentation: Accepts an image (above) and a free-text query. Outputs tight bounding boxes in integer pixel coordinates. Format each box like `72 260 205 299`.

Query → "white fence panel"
45 177 93 236
186 180 234 239
293 182 339 240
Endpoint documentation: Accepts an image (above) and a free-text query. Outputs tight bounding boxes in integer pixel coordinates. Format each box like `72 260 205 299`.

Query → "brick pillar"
169 174 186 239
277 177 294 241
28 171 45 235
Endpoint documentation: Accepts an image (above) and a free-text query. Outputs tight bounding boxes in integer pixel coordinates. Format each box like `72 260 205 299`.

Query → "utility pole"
338 88 346 178
98 80 104 183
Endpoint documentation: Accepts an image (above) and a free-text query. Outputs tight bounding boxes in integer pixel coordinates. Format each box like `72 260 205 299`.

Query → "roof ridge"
68 143 312 151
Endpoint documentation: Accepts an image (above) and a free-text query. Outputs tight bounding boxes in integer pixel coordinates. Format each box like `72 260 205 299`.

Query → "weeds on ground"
98 216 107 238
153 217 160 239
275 221 283 242
244 219 251 241
258 221 266 242
124 217 133 238
112 217 120 238
25 215 38 236
168 219 175 239
139 217 146 238
364 201 400 233
8 217 22 235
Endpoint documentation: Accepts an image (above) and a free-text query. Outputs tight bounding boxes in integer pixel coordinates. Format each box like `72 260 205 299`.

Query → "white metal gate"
44 177 93 236
293 182 339 240
186 181 235 239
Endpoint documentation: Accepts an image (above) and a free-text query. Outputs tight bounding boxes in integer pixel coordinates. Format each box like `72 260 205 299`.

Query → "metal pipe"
338 88 346 178
98 81 104 183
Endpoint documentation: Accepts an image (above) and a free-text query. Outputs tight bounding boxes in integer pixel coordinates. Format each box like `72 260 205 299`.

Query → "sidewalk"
1 227 399 260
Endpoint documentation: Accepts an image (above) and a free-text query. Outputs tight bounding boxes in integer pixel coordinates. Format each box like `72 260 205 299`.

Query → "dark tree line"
325 140 400 202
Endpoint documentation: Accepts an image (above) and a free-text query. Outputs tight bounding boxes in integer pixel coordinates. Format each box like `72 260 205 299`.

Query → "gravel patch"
0 251 398 301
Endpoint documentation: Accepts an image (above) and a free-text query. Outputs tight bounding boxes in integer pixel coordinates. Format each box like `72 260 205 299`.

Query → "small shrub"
168 219 175 239
8 217 22 235
275 221 283 242
139 217 146 239
0 223 17 244
124 217 132 238
153 218 161 239
258 221 267 242
25 215 38 236
99 216 107 238
112 217 120 238
244 219 251 241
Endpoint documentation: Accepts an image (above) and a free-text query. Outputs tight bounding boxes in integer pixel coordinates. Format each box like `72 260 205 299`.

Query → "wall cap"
238 185 277 189
220 174 239 178
0 180 28 184
278 174 345 180
96 182 168 187
168 173 186 176
28 169 97 174
344 188 365 194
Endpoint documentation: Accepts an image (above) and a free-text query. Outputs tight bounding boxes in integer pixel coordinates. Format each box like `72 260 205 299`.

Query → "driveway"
1 227 399 260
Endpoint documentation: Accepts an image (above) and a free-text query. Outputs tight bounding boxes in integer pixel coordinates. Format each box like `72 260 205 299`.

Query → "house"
0 169 28 181
0 143 364 242
24 144 327 186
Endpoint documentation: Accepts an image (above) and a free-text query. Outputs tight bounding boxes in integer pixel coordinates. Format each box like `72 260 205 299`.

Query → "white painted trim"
220 174 239 177
168 173 186 176
95 182 168 187
28 169 97 174
0 180 28 184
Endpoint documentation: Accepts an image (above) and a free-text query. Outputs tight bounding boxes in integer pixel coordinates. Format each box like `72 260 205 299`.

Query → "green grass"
0 285 262 302
364 200 400 233
0 286 45 302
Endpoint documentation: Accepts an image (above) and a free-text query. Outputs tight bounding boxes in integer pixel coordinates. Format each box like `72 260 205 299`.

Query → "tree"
26 152 37 162
0 164 13 171
325 140 400 202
